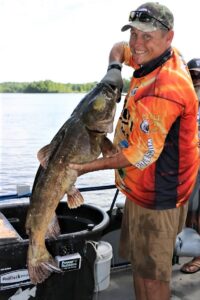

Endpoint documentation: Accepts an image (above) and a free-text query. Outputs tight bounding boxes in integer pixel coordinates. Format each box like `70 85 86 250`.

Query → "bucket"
94 241 113 292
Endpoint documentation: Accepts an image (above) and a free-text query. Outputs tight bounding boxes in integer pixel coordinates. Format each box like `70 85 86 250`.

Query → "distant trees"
123 78 131 93
0 80 98 93
0 79 130 93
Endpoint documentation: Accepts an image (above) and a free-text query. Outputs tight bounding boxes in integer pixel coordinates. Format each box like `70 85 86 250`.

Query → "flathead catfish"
25 82 120 284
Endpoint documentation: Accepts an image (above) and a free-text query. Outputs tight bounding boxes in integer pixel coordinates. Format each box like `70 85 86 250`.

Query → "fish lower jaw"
87 120 114 134
86 127 106 134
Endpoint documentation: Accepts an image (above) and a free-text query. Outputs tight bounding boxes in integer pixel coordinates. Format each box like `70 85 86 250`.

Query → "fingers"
68 163 85 176
68 163 82 171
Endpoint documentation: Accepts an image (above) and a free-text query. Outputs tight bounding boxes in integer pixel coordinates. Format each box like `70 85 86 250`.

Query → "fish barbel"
25 82 120 284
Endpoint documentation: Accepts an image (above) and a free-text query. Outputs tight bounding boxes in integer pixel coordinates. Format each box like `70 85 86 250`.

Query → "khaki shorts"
119 199 188 281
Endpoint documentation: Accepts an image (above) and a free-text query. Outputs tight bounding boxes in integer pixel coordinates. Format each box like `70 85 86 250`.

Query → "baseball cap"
187 58 200 71
121 2 174 32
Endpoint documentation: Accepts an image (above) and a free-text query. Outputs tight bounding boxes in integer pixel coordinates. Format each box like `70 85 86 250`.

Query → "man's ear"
166 30 174 45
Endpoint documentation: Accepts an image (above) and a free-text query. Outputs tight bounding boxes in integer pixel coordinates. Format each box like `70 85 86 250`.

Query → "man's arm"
100 42 126 94
69 42 129 176
69 151 131 176
108 42 126 63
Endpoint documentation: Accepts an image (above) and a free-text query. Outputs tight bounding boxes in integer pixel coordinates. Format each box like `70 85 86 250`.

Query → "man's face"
129 27 174 65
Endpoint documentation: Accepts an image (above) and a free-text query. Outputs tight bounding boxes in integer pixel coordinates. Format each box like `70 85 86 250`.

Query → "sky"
0 0 200 84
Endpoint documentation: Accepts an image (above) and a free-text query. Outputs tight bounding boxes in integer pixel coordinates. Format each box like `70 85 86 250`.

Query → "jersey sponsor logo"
130 88 138 96
140 114 161 133
135 138 155 169
119 140 129 148
140 120 149 133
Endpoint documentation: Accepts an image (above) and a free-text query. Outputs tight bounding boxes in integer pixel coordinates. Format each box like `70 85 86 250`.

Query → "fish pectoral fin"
67 187 84 209
100 136 118 157
37 144 52 168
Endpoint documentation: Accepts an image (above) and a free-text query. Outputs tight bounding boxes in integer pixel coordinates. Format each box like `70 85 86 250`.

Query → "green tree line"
0 79 130 93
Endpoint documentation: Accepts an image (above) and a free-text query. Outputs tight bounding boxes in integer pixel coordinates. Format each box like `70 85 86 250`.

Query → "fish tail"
67 187 84 209
27 245 62 285
45 214 61 239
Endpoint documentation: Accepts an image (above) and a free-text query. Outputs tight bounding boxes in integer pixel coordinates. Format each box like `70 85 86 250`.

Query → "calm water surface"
0 93 124 210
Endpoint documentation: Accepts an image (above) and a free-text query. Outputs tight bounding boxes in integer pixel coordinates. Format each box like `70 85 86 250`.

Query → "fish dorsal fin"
37 144 52 168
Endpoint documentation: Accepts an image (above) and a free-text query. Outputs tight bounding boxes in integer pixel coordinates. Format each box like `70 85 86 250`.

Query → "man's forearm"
70 151 131 175
87 151 130 171
109 42 126 64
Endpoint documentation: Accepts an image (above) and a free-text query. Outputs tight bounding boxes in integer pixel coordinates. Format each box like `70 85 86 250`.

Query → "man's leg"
134 275 170 300
133 275 147 300
119 200 188 300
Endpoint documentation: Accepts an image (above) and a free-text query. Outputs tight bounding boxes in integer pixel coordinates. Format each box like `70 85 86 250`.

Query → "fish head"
81 83 120 134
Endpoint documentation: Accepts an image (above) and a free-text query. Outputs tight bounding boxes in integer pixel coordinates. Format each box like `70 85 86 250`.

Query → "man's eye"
131 32 136 39
143 34 151 41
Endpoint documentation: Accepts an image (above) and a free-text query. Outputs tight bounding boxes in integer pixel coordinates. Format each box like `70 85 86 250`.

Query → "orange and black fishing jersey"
114 46 199 209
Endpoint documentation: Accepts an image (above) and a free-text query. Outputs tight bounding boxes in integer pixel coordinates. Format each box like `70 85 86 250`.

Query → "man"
180 58 200 274
70 2 199 300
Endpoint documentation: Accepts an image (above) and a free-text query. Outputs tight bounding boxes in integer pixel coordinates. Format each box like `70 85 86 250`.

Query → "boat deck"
94 257 200 300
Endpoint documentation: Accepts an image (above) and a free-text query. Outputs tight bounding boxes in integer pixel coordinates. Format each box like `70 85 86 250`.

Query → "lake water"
0 93 125 210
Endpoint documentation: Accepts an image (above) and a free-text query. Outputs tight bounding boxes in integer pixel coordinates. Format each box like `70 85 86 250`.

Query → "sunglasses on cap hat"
129 11 170 31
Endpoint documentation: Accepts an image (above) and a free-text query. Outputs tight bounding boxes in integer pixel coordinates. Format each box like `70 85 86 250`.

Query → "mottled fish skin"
25 83 120 284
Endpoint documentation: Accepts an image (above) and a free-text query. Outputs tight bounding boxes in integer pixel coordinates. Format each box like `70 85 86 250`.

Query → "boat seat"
0 212 22 244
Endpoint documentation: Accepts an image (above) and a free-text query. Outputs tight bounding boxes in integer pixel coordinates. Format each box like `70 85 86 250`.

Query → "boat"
0 185 200 300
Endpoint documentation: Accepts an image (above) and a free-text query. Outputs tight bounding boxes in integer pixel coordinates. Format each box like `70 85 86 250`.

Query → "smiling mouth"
134 49 146 55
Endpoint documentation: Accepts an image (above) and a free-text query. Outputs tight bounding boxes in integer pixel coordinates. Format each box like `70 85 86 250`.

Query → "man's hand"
68 163 87 177
69 158 107 177
101 62 123 102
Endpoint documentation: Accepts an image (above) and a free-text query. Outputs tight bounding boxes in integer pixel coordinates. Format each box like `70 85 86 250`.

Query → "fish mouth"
88 129 106 134
86 126 108 134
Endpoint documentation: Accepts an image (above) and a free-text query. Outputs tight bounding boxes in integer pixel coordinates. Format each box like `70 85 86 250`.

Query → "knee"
143 278 161 291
